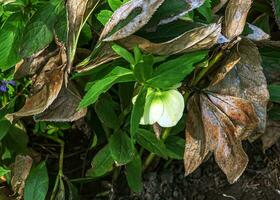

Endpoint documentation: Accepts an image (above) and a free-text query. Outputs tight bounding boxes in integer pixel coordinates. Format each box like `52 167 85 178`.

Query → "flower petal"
157 90 184 127
140 92 164 125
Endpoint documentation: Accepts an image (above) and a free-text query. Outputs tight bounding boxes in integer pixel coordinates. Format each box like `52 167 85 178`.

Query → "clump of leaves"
0 0 280 198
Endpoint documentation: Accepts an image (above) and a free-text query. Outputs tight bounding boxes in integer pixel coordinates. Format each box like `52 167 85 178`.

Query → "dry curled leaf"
157 0 205 25
14 48 59 79
34 82 87 122
184 92 258 183
223 0 252 40
11 155 33 199
7 49 66 119
244 23 270 41
208 39 269 137
77 22 221 72
66 0 100 72
100 0 165 41
213 0 228 13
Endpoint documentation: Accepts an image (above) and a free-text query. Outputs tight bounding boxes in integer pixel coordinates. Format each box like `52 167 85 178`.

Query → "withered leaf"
77 22 221 72
34 82 87 122
184 94 210 175
11 155 33 199
223 0 252 40
7 49 66 119
244 23 270 41
213 0 228 13
208 39 269 136
184 92 258 183
67 0 100 68
100 0 165 41
14 48 59 79
155 0 206 25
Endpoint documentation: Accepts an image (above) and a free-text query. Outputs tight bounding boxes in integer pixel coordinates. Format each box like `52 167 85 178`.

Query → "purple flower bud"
0 84 7 92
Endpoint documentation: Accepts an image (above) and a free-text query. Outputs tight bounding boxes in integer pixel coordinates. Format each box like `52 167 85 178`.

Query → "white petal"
140 92 164 125
157 90 185 127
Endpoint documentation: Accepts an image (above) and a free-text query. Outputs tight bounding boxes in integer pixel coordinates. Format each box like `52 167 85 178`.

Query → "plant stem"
143 128 171 170
191 50 224 86
43 135 65 200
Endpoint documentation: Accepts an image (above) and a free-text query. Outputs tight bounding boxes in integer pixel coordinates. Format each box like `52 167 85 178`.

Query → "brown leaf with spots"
11 155 33 199
7 49 66 119
184 92 258 183
184 39 268 183
34 82 87 122
100 0 165 41
66 0 100 69
14 48 59 79
77 22 221 72
208 39 269 137
223 0 252 40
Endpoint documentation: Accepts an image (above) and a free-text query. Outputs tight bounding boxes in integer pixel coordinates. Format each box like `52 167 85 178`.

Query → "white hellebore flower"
139 89 185 127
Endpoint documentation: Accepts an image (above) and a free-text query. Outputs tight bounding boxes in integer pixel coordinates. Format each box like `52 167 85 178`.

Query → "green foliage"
126 154 143 193
24 162 49 200
109 132 135 165
0 13 24 70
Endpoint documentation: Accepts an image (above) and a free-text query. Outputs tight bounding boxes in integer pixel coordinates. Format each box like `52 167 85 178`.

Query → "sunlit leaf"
223 0 252 40
100 0 165 41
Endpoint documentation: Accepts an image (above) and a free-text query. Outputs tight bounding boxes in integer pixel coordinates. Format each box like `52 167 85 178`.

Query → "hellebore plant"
137 88 185 127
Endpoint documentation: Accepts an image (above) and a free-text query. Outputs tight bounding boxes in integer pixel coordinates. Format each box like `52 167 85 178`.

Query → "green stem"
143 128 171 170
43 135 65 200
191 51 224 86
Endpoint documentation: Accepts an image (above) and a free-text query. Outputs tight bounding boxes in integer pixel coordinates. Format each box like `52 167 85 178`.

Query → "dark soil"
115 140 280 200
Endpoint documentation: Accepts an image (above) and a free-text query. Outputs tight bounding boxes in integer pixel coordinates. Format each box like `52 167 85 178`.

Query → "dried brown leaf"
77 22 221 72
66 0 100 69
11 155 33 199
223 0 252 40
185 92 258 183
208 39 269 137
184 94 210 175
7 49 66 119
244 23 270 41
100 0 165 41
34 82 87 122
14 48 59 79
213 0 228 13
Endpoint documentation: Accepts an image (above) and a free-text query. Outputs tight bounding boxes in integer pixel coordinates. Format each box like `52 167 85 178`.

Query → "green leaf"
130 87 147 140
108 0 123 11
79 66 135 108
112 44 135 65
197 0 213 23
133 46 142 64
95 94 119 129
0 13 24 70
268 84 280 103
165 136 185 159
0 119 11 141
24 162 49 200
136 129 168 159
126 154 142 193
133 55 153 83
253 14 270 34
55 9 67 43
86 145 114 177
3 124 28 154
269 105 280 120
147 51 207 89
96 10 113 25
20 1 62 57
0 166 10 177
109 132 135 165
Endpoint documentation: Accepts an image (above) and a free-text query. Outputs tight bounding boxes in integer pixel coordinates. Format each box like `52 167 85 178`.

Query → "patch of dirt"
116 140 280 200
